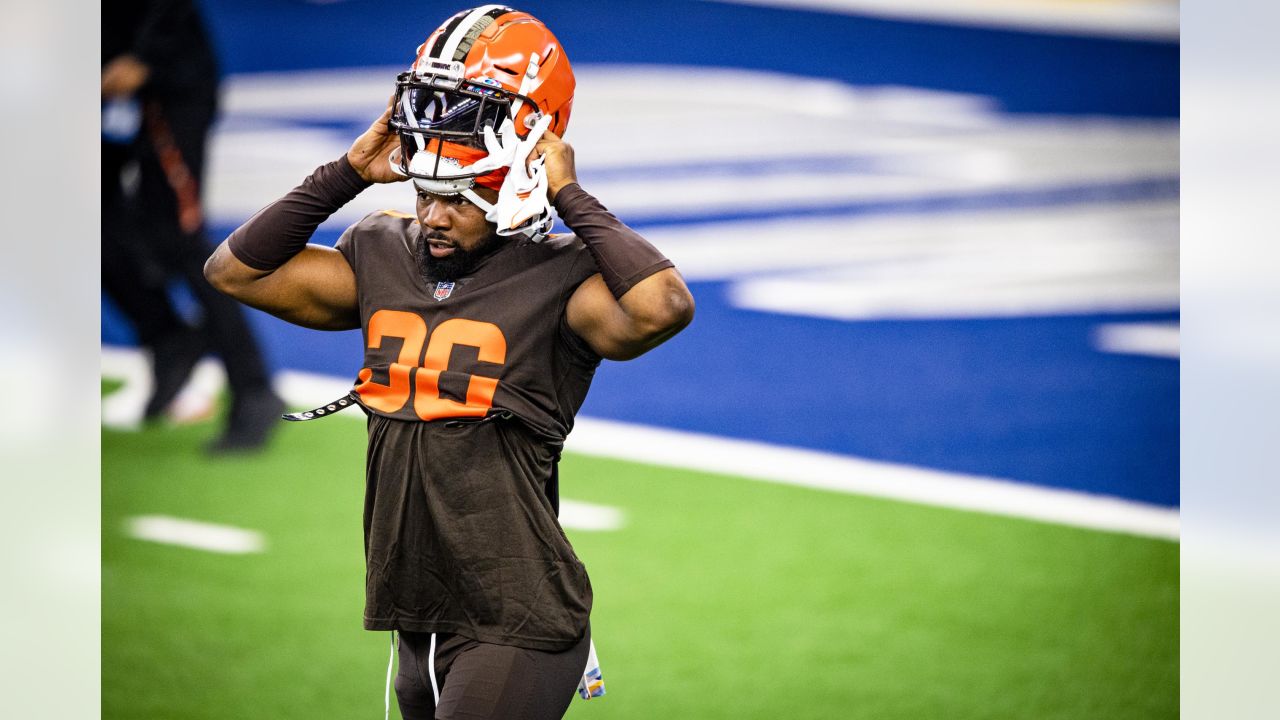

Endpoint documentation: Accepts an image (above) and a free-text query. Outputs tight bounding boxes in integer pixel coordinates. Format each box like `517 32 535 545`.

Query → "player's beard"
416 230 507 283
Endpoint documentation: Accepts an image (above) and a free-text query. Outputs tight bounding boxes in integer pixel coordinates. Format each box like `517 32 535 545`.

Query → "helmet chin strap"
411 176 547 242
464 182 552 243
404 114 556 242
460 187 496 217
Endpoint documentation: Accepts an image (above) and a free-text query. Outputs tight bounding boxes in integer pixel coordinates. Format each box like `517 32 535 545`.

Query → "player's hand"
102 54 150 98
533 128 578 201
347 98 404 184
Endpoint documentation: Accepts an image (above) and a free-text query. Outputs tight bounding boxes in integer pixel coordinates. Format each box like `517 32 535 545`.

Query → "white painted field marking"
1094 322 1180 358
209 66 1176 230
102 345 148 382
125 515 266 554
104 351 628 532
103 348 1176 540
272 367 353 411
101 353 225 429
705 0 1180 40
713 202 1178 320
565 418 1179 541
101 348 151 431
559 500 626 532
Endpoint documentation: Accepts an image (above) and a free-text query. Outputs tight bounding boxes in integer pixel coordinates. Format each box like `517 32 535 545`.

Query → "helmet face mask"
398 73 513 151
390 64 541 191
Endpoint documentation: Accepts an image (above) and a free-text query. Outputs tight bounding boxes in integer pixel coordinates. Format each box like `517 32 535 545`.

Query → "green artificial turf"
103 403 1176 719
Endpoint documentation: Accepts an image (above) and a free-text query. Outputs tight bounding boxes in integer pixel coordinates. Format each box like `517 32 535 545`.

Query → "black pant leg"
432 630 590 720
174 234 272 395
136 96 273 397
102 139 185 346
395 632 440 720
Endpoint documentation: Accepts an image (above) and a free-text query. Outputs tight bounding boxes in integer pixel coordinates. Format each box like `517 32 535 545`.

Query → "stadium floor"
103 392 1176 719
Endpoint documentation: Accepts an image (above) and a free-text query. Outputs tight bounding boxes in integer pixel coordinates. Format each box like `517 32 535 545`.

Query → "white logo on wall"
210 66 1176 321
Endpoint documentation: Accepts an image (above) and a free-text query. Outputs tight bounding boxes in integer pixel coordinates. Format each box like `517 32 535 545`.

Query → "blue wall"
199 0 1177 116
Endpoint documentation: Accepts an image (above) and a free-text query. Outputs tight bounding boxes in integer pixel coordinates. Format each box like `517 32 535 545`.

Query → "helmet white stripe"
399 91 426 151
438 5 506 63
508 50 542 127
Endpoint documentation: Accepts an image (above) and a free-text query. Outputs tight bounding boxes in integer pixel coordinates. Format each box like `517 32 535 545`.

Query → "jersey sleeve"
334 222 359 274
555 238 603 365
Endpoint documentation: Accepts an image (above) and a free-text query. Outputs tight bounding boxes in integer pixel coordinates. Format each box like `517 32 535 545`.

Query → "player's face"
415 186 504 282
415 187 499 257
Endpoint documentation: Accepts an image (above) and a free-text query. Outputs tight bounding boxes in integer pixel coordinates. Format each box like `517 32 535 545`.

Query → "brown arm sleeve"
227 155 372 271
552 183 674 299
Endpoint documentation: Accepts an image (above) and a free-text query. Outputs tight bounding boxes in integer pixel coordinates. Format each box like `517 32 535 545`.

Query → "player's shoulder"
342 209 416 246
511 232 591 271
337 209 417 263
352 209 416 235
508 233 597 290
524 232 587 257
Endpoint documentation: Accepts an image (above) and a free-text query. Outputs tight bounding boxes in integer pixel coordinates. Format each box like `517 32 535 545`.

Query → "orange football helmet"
390 6 575 195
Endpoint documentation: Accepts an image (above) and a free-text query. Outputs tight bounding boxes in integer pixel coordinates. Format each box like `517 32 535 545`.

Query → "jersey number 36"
355 309 506 420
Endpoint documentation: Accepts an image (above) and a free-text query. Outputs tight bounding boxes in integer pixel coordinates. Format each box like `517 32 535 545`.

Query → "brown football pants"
394 628 591 720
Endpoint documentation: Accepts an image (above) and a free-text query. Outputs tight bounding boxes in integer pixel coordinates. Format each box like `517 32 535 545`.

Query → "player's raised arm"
536 130 694 360
204 102 402 330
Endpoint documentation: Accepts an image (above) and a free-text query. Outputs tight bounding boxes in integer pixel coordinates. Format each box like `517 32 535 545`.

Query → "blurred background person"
102 0 282 452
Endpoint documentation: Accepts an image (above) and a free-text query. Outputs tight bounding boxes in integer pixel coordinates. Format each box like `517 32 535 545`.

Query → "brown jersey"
336 210 601 651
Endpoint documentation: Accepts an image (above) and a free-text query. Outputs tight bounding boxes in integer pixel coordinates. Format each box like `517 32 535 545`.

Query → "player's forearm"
215 155 370 278
553 183 675 298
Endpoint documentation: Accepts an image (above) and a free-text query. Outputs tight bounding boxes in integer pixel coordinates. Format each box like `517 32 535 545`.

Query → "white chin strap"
488 114 554 239
403 114 556 241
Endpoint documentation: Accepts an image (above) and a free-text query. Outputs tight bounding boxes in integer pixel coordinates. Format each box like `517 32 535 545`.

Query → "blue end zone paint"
103 175 1179 506
104 257 1178 507
579 283 1179 507
197 0 1177 117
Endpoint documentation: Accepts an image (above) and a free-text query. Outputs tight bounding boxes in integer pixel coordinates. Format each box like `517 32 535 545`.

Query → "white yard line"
559 500 626 532
103 346 1178 541
565 419 1179 541
104 350 625 534
124 515 266 554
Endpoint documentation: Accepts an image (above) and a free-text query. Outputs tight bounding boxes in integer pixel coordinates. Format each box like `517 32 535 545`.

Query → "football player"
204 6 693 719
103 0 284 449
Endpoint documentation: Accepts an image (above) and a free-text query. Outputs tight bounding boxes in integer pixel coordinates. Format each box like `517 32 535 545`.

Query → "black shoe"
144 326 208 420
205 389 286 455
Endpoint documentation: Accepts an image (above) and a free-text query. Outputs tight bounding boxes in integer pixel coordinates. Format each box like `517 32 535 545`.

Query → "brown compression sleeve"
552 183 674 299
227 155 372 271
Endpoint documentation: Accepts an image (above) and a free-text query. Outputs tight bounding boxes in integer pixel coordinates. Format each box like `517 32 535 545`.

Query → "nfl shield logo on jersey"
433 281 455 301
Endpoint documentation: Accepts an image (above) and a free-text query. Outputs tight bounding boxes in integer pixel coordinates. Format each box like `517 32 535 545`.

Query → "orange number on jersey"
414 318 508 420
355 310 427 413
